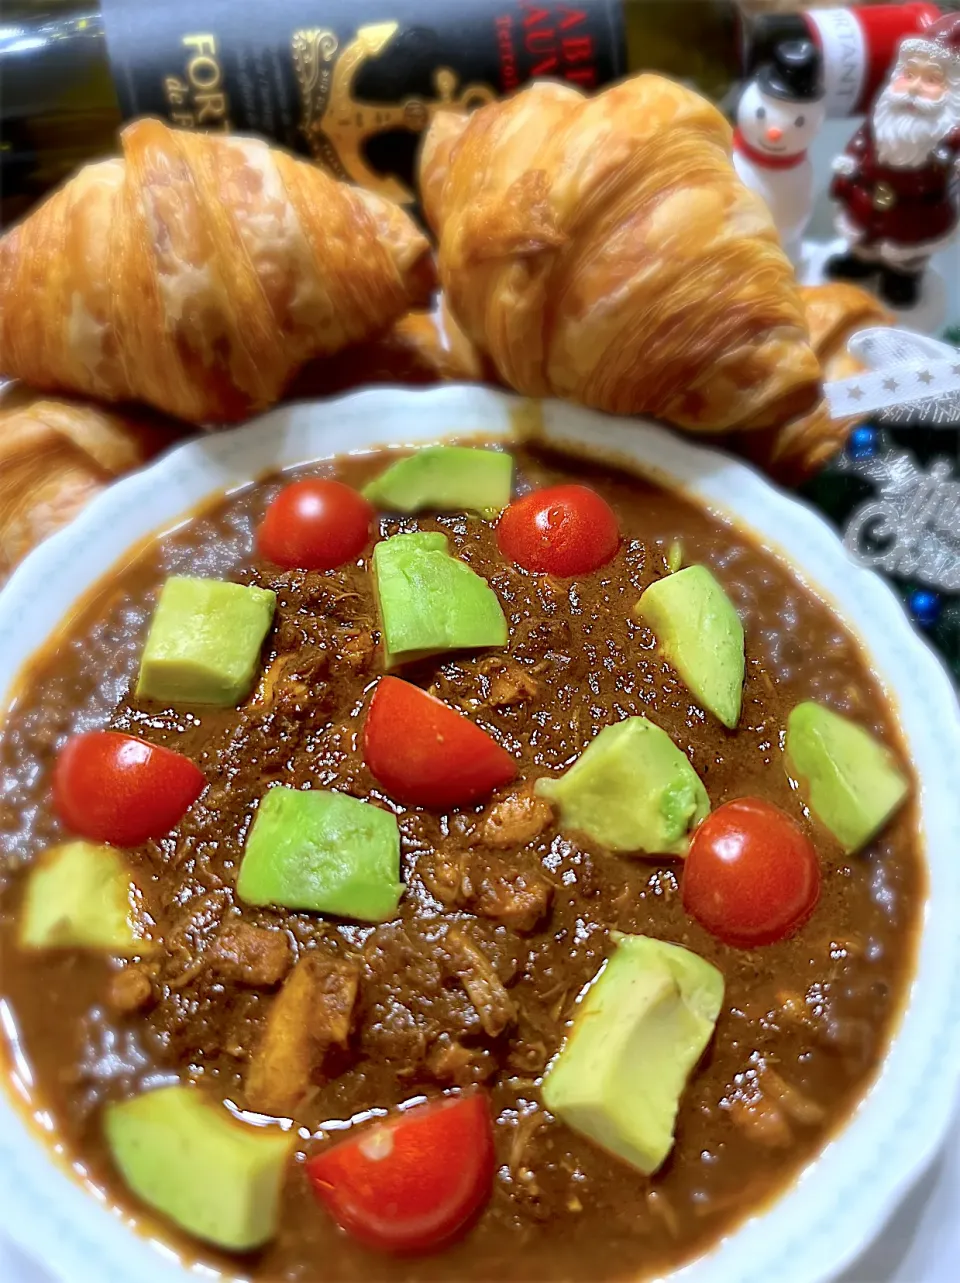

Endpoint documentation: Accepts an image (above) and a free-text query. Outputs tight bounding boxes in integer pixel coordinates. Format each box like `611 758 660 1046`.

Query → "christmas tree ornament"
847 424 880 458
802 319 960 679
838 446 960 592
826 12 960 310
907 587 943 626
733 39 827 263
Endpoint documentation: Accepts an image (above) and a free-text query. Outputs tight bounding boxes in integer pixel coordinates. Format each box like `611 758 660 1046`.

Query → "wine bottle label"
100 0 627 204
803 8 866 117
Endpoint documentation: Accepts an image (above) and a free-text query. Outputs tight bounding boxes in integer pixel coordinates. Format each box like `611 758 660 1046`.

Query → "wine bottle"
0 1 944 225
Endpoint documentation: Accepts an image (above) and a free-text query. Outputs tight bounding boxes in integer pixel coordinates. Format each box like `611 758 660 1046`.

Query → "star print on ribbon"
823 328 960 426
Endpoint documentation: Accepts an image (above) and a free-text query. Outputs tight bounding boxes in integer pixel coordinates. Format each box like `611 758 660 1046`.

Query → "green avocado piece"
18 841 155 956
237 787 402 922
373 531 507 668
535 717 709 856
137 577 276 707
542 934 723 1175
635 565 744 729
363 446 513 515
785 701 910 853
105 1085 294 1252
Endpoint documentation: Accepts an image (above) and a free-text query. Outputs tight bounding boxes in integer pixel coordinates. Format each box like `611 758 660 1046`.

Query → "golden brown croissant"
0 119 434 424
732 283 893 480
420 76 821 434
285 295 491 398
0 386 185 582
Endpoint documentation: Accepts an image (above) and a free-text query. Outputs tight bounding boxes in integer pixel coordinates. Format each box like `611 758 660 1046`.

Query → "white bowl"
1 386 959 1283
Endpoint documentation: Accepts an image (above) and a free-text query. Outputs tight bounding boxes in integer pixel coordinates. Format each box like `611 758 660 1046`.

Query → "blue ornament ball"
908 589 941 628
847 425 878 460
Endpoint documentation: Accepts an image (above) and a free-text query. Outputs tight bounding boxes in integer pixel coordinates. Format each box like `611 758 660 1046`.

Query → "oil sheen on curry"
0 443 922 1281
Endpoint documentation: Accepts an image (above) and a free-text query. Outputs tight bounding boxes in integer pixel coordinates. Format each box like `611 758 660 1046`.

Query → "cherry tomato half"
257 479 374 571
682 798 821 948
496 484 619 576
364 676 517 809
53 731 205 846
306 1092 495 1254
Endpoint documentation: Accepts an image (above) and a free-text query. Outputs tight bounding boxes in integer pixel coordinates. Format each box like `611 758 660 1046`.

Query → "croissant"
285 295 491 398
0 386 185 582
0 119 434 424
732 283 893 480
420 77 821 434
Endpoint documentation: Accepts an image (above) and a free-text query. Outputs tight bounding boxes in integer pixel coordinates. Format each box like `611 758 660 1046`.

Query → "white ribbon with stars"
824 328 960 425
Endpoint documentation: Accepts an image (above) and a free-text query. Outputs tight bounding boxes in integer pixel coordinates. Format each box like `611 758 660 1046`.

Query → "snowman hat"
897 12 960 82
757 39 823 104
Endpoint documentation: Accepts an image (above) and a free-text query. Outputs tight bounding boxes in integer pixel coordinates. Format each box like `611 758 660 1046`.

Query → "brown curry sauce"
0 444 923 1281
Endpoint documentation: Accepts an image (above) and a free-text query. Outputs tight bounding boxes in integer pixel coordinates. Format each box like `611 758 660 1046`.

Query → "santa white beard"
873 81 960 168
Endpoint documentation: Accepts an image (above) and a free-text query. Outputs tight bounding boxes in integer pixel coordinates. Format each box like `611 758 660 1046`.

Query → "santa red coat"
830 121 960 257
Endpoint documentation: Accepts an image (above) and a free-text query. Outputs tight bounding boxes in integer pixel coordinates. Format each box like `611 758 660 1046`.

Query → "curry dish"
0 442 922 1281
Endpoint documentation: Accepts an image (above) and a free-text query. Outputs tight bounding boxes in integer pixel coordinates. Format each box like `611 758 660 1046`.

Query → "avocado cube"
363 446 513 515
137 577 276 707
535 717 709 856
542 934 723 1175
237 787 402 922
635 565 744 729
373 531 507 668
19 841 155 956
785 701 909 853
104 1085 294 1251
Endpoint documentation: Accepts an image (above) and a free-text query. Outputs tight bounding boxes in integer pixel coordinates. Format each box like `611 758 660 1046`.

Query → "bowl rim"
0 384 958 1283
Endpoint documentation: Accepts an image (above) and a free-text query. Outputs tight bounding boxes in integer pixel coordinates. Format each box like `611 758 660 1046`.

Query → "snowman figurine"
733 39 827 264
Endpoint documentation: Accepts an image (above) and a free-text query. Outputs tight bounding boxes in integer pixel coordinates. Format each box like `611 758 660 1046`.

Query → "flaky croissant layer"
0 387 184 582
730 282 893 480
421 76 822 434
0 120 433 424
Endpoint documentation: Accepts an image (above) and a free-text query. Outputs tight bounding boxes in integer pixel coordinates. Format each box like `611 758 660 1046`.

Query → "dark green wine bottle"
0 1 943 226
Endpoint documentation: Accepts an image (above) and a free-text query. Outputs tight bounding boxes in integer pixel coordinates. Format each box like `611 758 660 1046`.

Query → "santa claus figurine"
828 12 960 309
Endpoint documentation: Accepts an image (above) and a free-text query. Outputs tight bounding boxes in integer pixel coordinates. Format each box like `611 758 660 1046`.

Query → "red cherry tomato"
364 676 516 809
306 1092 495 1255
53 731 205 846
682 798 821 948
257 479 374 571
496 484 619 576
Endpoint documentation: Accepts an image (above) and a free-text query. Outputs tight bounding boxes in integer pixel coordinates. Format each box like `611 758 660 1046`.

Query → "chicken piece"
444 928 516 1038
107 964 155 1015
307 957 361 1049
420 848 470 907
646 1189 681 1239
507 1107 547 1185
249 654 308 708
249 646 327 709
775 989 816 1032
424 845 550 931
245 954 360 1117
760 1067 825 1126
473 860 552 933
725 1082 794 1149
166 889 230 954
483 659 540 708
476 786 554 849
208 922 293 988
336 630 375 675
426 1035 496 1086
165 888 231 986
